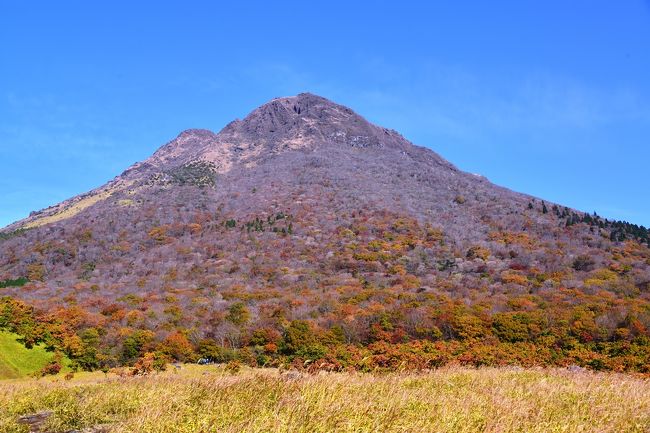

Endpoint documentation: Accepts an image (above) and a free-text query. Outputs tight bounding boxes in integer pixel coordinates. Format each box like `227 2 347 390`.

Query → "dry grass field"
0 365 648 433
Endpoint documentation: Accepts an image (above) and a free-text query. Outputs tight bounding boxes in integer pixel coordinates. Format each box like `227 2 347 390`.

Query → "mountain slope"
0 93 649 372
5 94 469 231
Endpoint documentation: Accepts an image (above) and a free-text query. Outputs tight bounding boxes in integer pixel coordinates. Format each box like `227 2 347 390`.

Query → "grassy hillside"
0 366 648 433
0 331 67 379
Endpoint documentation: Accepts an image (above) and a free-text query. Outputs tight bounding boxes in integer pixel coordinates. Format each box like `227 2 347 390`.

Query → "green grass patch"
0 277 28 288
0 331 69 379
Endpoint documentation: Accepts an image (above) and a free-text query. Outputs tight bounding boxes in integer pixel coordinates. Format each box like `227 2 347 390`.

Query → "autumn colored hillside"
0 93 649 373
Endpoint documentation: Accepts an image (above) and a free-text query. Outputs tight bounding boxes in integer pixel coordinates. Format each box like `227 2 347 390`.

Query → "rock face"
0 93 648 345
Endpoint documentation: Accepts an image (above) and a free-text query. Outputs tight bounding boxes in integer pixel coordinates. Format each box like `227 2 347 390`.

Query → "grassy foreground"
0 331 69 380
0 366 649 433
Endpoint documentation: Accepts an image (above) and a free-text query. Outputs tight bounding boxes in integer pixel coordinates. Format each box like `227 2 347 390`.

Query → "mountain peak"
2 92 457 231
177 128 217 139
146 128 219 168
258 92 349 117
221 92 412 155
239 92 355 132
109 92 460 193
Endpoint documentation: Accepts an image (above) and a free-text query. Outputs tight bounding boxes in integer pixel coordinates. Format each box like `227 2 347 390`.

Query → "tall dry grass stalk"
0 366 648 432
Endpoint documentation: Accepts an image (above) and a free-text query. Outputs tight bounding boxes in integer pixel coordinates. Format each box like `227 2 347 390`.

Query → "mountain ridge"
4 93 463 231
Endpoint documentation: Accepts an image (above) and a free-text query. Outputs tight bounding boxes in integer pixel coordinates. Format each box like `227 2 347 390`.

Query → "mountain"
1 93 649 372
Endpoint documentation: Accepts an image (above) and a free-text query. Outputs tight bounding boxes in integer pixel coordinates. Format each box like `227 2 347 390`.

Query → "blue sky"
1 1 649 228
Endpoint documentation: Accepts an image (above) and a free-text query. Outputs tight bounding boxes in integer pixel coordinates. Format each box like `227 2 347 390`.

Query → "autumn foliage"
1 207 649 375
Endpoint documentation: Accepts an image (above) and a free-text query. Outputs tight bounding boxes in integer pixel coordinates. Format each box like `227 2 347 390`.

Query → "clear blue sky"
1 1 649 228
